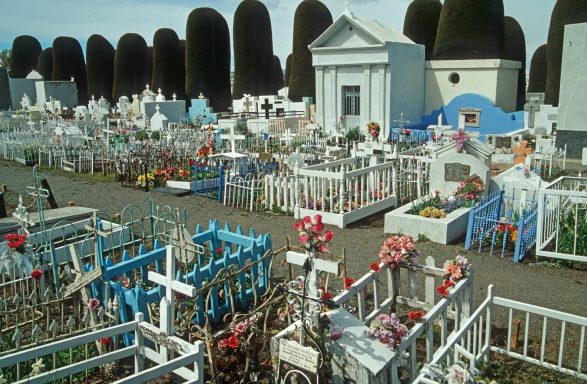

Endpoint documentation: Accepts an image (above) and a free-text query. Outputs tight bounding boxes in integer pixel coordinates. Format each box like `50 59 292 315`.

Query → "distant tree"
284 53 292 87
179 39 186 100
10 35 41 78
289 0 333 102
502 16 526 111
146 46 153 88
271 55 284 91
185 8 232 111
112 33 149 100
434 0 504 60
527 44 547 93
545 0 587 106
403 0 442 60
232 0 275 98
37 48 53 80
86 34 115 102
152 28 182 97
0 49 11 68
52 36 88 104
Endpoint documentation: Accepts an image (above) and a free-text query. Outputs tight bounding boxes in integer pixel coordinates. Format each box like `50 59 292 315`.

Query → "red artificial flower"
404 129 411 136
30 269 43 281
408 310 426 322
323 230 334 242
435 280 455 297
215 247 223 254
188 159 195 166
370 262 380 273
227 335 239 350
88 298 101 311
100 337 111 345
344 277 356 290
319 287 332 301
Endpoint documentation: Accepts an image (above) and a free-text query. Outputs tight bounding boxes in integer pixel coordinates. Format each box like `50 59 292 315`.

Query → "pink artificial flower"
323 230 334 242
299 233 309 243
312 222 324 233
234 322 247 335
88 298 100 311
312 215 322 225
293 221 304 231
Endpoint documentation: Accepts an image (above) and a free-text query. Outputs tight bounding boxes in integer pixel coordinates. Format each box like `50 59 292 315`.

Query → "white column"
330 66 337 130
379 65 386 138
316 66 325 128
362 65 371 128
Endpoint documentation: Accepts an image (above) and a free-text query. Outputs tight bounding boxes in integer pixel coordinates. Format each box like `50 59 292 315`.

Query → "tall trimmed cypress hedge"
179 39 186 100
502 16 526 111
146 46 153 89
232 0 275 98
186 8 232 112
545 0 587 106
152 28 182 97
403 0 442 60
285 53 292 87
9 35 42 78
288 0 333 102
434 0 504 60
272 55 284 91
37 48 53 80
527 44 547 93
52 36 88 105
112 33 149 101
86 34 114 102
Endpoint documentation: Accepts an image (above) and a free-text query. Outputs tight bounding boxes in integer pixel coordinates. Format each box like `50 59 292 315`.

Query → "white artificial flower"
445 363 471 384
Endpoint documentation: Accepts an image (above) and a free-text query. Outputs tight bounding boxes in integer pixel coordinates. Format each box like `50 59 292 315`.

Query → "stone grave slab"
152 187 192 197
0 206 97 236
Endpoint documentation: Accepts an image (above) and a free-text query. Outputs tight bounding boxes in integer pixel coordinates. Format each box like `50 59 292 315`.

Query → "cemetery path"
1 161 587 323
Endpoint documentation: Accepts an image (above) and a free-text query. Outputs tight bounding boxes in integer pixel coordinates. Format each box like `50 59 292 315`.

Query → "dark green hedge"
434 0 504 60
152 28 182 98
232 0 275 98
545 0 587 106
112 33 149 101
186 8 232 111
146 46 153 90
288 0 333 102
285 53 292 87
86 34 114 102
403 0 442 60
272 55 284 91
52 36 88 104
37 48 53 80
527 44 547 93
179 39 186 100
503 16 526 111
9 35 42 78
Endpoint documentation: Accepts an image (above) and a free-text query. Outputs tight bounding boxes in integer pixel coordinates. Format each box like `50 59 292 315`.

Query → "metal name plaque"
444 163 471 182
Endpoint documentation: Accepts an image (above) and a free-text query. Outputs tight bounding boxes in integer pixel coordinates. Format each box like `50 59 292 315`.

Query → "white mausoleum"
309 9 425 138
311 8 522 135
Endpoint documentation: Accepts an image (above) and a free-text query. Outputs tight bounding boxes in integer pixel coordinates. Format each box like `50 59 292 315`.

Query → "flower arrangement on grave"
136 172 155 188
293 214 334 254
436 255 471 297
217 313 261 352
367 121 381 139
454 175 484 204
5 233 27 254
493 221 518 248
378 235 419 269
451 129 469 153
366 313 408 349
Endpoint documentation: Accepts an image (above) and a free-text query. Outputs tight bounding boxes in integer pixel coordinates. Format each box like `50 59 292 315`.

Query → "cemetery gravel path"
1 161 586 324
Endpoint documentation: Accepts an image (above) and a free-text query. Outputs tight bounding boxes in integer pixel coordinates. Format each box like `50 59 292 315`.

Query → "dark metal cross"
261 98 273 120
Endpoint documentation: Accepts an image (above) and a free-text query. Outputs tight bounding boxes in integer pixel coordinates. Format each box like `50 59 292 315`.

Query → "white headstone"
429 151 490 197
156 88 166 102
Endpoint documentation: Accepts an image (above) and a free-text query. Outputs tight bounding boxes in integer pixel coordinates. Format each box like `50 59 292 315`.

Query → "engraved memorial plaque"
444 163 471 182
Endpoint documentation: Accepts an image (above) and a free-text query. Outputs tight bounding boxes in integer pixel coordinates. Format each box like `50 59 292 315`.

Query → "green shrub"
112 33 149 101
285 53 292 87
232 0 275 98
152 29 182 98
502 16 526 111
185 8 232 112
52 36 88 104
86 34 115 102
9 35 42 78
403 0 442 60
434 0 504 60
527 44 547 93
288 0 333 101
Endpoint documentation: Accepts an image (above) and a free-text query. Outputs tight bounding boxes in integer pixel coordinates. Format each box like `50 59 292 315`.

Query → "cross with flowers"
288 215 337 345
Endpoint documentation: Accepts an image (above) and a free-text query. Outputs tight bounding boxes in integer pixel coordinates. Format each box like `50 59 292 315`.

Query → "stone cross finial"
158 88 162 94
198 92 205 99
146 84 150 91
172 93 177 101
155 104 161 114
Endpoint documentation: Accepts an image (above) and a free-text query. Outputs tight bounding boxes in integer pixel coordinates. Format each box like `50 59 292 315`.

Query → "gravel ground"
1 160 586 322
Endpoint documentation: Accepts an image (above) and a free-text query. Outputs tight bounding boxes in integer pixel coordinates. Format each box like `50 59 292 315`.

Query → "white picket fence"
223 173 266 212
0 312 205 384
536 176 587 263
415 285 587 383
333 257 475 382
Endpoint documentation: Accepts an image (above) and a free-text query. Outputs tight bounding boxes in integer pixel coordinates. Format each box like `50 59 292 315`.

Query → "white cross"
394 113 410 131
148 246 197 360
145 84 150 91
172 93 177 101
220 124 246 154
280 129 295 145
12 195 33 235
427 114 452 144
155 104 161 114
198 92 205 99
286 251 339 345
243 94 253 112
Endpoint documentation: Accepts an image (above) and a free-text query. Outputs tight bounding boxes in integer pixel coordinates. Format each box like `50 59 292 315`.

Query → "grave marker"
513 140 533 165
444 163 471 182
277 338 320 384
261 98 273 119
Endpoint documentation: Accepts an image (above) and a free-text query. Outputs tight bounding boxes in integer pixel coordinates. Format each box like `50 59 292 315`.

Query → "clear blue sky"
0 0 556 70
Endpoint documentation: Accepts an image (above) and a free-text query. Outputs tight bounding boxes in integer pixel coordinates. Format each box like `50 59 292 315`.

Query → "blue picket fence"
389 128 430 144
465 190 538 263
86 219 271 344
194 158 278 201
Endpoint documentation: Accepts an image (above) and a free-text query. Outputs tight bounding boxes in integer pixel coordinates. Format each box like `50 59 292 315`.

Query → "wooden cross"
261 98 273 120
243 94 253 112
220 124 246 154
513 140 533 165
286 251 339 345
147 245 197 361
280 129 295 145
